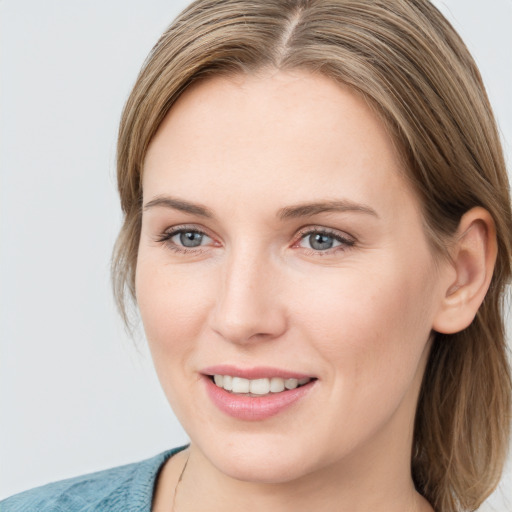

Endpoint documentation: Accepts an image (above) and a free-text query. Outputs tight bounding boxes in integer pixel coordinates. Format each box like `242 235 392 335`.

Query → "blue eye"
170 230 212 248
298 230 354 252
156 226 215 253
306 233 338 250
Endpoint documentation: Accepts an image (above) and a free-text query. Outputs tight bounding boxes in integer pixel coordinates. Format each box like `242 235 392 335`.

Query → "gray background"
1 0 510 509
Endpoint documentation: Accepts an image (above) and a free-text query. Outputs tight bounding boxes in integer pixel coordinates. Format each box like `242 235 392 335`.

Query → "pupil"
310 233 334 250
180 232 203 247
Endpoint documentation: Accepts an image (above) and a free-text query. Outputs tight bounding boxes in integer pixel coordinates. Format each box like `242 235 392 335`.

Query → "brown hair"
112 1 512 510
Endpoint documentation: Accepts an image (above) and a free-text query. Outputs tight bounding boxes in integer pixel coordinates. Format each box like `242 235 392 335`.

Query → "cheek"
135 256 217 422
290 260 436 390
135 255 213 358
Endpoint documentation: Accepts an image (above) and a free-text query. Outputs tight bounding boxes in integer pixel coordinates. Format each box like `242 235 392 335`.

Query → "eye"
172 230 211 248
296 228 355 252
302 232 339 251
156 226 215 253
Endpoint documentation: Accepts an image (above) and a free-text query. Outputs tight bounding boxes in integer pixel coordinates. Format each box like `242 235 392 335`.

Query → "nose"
209 249 288 345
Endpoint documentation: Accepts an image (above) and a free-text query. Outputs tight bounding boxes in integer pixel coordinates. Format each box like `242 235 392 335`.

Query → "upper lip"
201 365 315 380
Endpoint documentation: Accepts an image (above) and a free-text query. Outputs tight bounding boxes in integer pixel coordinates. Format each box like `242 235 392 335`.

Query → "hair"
112 1 512 510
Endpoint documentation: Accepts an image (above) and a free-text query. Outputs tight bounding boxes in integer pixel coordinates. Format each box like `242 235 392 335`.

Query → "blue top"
0 446 186 512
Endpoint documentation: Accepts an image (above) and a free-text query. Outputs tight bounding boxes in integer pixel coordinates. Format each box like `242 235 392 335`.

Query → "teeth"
270 377 285 392
250 378 270 395
212 375 312 394
223 375 233 391
285 378 298 390
231 377 250 393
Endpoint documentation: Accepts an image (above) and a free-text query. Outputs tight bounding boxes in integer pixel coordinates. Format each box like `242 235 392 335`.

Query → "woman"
2 0 510 511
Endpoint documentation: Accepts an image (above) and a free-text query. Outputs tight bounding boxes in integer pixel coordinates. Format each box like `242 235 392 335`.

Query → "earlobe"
432 207 497 334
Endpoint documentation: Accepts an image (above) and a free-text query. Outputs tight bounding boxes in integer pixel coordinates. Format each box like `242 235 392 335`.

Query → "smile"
203 369 317 421
212 375 312 395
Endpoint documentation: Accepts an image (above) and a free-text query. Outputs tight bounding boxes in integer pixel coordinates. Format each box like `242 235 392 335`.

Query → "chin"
196 434 324 484
217 456 310 484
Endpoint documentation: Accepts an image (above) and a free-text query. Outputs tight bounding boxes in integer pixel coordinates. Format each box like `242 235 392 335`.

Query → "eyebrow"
277 200 379 219
143 196 214 218
143 195 378 220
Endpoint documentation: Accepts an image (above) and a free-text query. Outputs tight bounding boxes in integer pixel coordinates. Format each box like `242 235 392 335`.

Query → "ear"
433 207 497 334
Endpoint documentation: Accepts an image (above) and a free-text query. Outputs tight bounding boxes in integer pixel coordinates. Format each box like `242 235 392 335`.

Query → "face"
137 70 450 484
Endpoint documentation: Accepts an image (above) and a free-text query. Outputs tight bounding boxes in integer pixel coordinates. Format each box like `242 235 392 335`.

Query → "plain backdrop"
1 0 511 509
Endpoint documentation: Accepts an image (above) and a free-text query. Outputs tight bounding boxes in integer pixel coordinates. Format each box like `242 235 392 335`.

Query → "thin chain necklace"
171 452 190 512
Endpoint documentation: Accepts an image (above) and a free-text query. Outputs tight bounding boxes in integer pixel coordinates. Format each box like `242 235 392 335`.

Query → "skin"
135 69 480 511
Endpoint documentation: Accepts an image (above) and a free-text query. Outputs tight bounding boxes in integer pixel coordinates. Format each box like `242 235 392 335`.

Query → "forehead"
146 69 396 164
143 70 419 221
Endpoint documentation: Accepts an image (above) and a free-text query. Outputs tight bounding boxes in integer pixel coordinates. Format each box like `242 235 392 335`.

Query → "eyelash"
155 225 214 255
155 225 355 255
294 227 355 255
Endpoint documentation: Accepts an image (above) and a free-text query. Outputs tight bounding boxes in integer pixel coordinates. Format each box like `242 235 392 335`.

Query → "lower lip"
203 376 315 421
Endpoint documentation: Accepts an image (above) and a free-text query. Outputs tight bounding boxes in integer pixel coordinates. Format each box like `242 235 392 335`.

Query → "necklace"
171 452 190 512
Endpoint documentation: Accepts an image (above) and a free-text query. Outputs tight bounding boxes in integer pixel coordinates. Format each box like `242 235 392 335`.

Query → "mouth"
208 374 314 396
201 367 317 420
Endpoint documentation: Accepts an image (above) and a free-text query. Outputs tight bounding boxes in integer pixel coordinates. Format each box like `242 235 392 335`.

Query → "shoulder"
0 447 186 512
